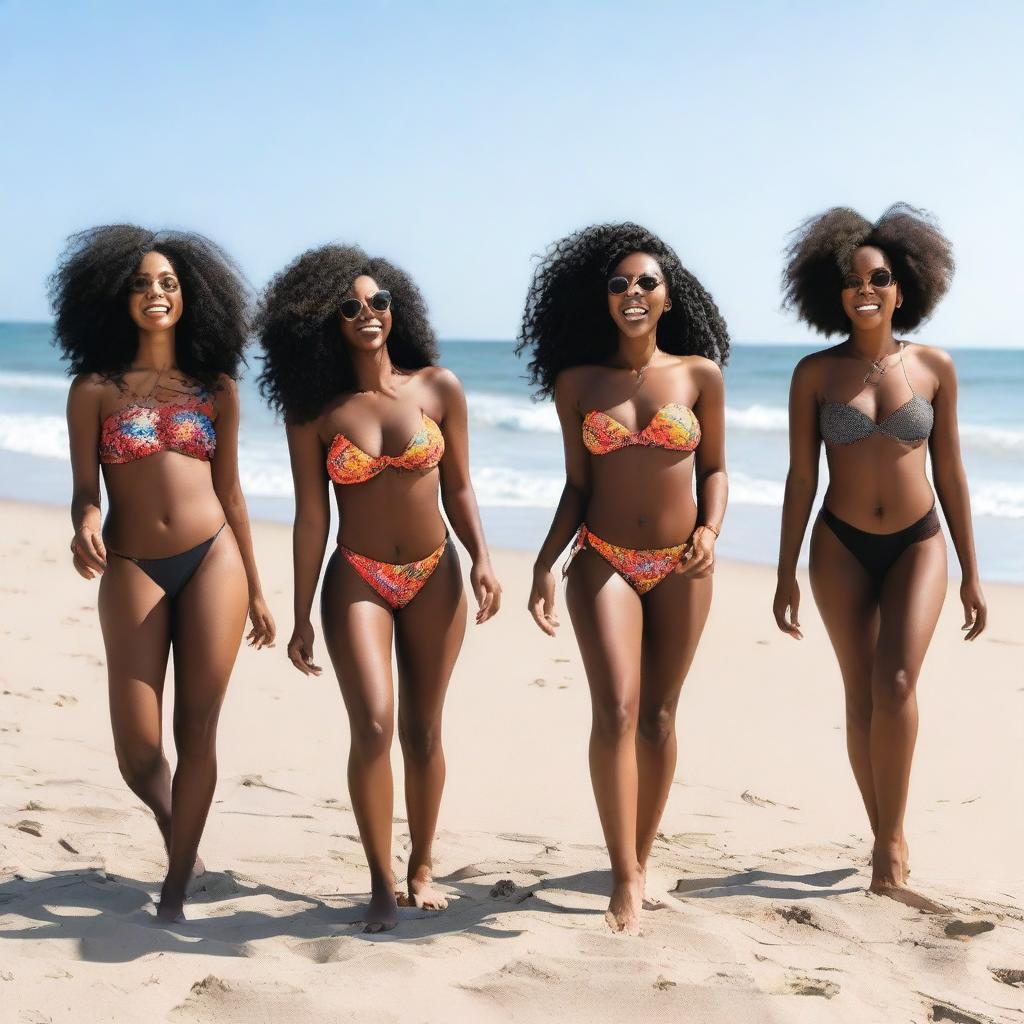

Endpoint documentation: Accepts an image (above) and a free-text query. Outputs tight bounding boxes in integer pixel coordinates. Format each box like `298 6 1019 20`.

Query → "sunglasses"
841 268 896 291
128 274 179 294
608 274 663 295
340 290 392 320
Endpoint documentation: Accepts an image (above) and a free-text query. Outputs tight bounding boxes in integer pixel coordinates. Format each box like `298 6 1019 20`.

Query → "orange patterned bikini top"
582 403 701 455
326 412 445 485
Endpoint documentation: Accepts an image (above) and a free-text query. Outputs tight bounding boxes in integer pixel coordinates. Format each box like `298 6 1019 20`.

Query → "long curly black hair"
48 224 249 389
257 244 438 423
782 203 954 336
515 222 730 398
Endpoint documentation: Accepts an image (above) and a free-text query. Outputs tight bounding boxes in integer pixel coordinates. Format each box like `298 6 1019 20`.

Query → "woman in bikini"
517 223 729 935
774 204 987 909
258 244 501 933
55 225 275 922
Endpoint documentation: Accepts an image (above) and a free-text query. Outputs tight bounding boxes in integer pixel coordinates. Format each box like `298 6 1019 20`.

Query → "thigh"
171 529 248 716
566 547 644 710
639 570 713 709
321 549 397 729
876 531 947 679
98 556 172 747
809 517 880 696
394 543 467 719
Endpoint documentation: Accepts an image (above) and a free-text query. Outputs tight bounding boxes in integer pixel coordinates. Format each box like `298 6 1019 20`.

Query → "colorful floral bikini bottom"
563 524 689 595
338 535 449 609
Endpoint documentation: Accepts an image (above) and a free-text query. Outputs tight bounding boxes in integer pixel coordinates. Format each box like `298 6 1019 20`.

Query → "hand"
470 559 502 624
528 563 560 637
246 593 276 650
70 524 107 580
773 575 803 639
677 525 717 579
960 578 987 641
287 621 322 676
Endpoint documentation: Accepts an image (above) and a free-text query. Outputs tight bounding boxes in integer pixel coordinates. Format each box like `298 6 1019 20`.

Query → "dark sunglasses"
841 268 896 291
340 290 392 320
608 274 663 295
128 274 179 294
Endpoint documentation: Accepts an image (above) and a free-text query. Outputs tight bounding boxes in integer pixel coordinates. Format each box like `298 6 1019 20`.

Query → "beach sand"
1 500 1022 1023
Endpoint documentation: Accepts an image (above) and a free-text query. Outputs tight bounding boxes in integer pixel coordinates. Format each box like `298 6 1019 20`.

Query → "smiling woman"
49 224 275 923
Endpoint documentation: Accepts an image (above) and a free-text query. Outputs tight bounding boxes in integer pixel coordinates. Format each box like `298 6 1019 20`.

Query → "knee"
845 689 873 730
637 705 676 748
873 667 917 710
351 714 393 758
398 717 442 763
115 742 165 788
592 699 638 741
173 705 221 757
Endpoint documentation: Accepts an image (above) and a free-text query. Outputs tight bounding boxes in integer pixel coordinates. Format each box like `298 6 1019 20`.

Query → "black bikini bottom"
819 506 940 587
112 524 225 599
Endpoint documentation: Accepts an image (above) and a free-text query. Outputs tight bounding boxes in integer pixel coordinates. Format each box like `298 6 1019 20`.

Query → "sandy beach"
1 499 1022 1023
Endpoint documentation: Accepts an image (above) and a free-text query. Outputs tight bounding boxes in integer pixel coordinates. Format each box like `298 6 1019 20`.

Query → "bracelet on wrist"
700 522 720 538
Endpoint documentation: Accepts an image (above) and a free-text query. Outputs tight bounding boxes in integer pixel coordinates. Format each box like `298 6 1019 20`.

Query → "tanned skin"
528 252 728 935
66 251 275 923
773 245 987 913
285 275 501 933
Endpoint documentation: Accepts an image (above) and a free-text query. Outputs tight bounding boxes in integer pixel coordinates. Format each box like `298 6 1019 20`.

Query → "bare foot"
869 842 945 913
156 881 185 924
639 865 666 910
363 889 399 934
398 867 448 911
605 876 643 936
901 836 910 881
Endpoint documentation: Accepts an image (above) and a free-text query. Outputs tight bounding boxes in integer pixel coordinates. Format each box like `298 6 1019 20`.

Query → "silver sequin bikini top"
819 344 934 447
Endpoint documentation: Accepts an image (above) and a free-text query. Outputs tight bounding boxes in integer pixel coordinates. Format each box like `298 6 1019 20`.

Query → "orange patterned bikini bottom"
563 525 688 595
339 536 448 609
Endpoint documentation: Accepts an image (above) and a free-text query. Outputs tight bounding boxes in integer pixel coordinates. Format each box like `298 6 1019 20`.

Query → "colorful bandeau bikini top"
99 393 216 465
583 403 701 456
326 412 445 485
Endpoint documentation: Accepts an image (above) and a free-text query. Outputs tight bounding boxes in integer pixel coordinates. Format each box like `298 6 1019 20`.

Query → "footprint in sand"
292 936 354 964
990 967 1024 987
928 1000 989 1024
170 976 319 1022
943 919 996 939
783 974 840 999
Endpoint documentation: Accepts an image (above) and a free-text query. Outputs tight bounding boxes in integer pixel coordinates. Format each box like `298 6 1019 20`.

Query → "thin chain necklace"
627 347 659 386
851 340 902 387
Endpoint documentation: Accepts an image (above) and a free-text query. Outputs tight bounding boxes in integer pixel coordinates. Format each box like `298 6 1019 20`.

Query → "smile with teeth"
358 323 382 333
622 306 648 318
855 303 880 313
143 304 170 315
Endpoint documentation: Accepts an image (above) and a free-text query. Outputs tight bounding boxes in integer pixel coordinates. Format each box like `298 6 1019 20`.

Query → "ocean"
2 322 1022 582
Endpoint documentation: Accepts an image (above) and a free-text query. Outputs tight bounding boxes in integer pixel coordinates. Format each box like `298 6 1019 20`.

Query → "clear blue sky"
2 1 1021 346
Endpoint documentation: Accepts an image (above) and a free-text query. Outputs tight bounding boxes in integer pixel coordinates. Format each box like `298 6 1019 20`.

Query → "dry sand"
1 500 1022 1023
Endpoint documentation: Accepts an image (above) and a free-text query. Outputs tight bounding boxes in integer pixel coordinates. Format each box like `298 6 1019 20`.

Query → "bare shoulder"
418 363 463 396
212 373 239 399
904 340 954 378
679 353 723 387
791 347 835 388
69 372 108 396
553 364 596 403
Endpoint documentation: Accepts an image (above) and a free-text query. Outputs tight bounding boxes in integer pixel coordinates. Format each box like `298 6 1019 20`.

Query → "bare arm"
285 418 330 674
211 377 275 648
529 372 590 635
434 368 501 623
773 356 822 638
66 375 107 579
927 348 986 639
680 358 728 578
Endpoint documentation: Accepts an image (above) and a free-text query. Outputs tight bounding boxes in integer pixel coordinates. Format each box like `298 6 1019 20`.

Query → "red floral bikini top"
582 403 701 455
99 393 216 464
326 412 445 485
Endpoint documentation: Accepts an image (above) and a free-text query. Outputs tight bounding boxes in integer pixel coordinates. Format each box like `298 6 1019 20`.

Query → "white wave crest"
467 392 559 433
972 482 1024 519
728 472 786 507
0 413 69 459
0 370 69 392
725 404 789 431
960 423 1024 453
471 467 564 508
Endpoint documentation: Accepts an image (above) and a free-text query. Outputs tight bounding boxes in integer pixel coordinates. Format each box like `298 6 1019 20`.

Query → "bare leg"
158 531 247 921
869 531 946 910
321 549 400 933
566 548 644 935
634 569 713 875
394 545 467 910
810 520 882 839
98 558 174 855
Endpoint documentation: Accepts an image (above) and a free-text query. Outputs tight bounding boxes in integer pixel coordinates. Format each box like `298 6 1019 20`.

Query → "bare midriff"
102 453 225 558
585 447 698 548
333 471 447 563
823 438 934 532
